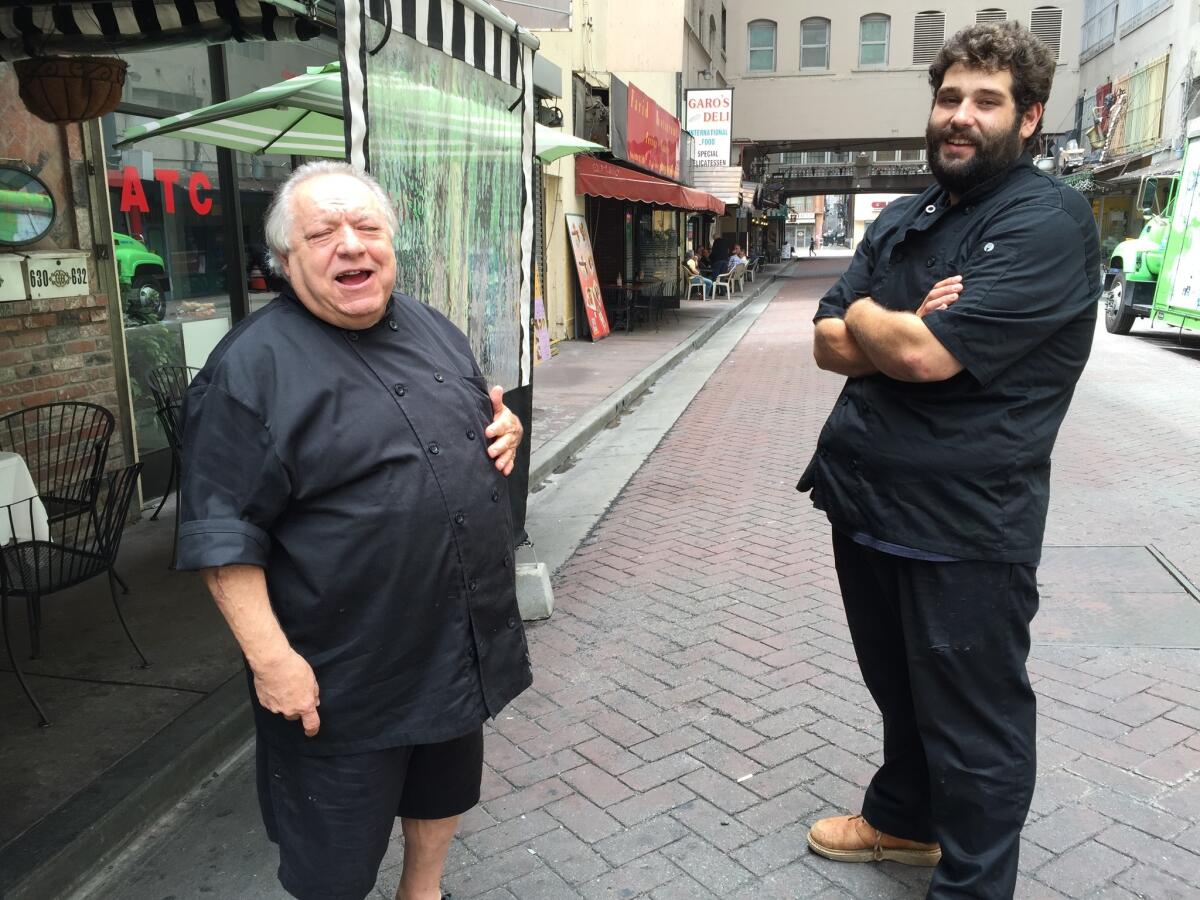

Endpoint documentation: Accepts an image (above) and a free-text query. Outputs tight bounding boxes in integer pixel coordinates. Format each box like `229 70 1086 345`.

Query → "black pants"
832 530 1040 898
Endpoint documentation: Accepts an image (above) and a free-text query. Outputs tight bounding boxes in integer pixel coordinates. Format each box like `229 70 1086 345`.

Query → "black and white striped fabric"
0 1 315 60
363 0 524 88
339 0 537 386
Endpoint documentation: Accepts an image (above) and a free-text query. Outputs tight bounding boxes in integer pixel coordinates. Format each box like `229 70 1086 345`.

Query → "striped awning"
0 2 321 61
360 0 536 90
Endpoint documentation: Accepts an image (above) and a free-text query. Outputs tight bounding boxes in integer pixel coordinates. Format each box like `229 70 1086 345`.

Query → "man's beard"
926 115 1024 196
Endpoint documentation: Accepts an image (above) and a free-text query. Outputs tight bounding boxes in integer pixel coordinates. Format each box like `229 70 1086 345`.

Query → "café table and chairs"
1 463 147 726
0 401 148 726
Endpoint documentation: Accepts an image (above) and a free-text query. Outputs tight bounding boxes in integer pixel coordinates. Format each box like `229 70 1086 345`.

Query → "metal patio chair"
0 401 114 526
146 366 198 567
1 463 147 726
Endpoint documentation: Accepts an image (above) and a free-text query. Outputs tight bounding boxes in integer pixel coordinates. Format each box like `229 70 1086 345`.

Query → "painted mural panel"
365 20 524 388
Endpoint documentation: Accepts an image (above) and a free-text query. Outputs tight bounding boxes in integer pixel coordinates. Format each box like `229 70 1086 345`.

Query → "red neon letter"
188 171 213 215
155 168 180 213
119 168 149 214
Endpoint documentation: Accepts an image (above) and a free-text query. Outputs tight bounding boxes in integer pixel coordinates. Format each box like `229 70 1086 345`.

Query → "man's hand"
917 275 963 318
485 385 523 476
252 648 321 736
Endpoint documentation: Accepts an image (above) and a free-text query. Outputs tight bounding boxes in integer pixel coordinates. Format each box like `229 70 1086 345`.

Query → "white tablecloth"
0 451 50 543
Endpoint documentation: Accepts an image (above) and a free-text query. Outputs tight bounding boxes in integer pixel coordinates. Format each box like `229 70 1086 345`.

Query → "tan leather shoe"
807 814 941 866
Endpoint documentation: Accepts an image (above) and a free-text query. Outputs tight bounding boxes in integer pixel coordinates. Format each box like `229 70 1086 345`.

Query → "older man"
178 161 531 900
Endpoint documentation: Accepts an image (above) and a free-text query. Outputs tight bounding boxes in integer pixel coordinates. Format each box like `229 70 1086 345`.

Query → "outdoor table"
0 451 50 543
600 282 655 333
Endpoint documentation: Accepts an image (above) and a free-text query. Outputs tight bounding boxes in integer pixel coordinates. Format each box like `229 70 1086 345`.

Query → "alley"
87 262 1200 899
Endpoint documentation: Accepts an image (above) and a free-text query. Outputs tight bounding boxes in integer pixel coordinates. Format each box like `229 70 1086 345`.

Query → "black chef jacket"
799 155 1099 563
177 289 532 755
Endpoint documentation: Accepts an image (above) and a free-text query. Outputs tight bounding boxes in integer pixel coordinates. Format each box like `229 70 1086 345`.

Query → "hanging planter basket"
14 56 128 124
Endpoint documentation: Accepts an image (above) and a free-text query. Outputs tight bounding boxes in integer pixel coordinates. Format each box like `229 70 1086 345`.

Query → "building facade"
725 2 1083 154
1076 0 1199 258
495 0 734 343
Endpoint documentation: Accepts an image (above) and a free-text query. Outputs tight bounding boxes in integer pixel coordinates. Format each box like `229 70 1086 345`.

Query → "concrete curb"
1 673 252 900
529 266 786 490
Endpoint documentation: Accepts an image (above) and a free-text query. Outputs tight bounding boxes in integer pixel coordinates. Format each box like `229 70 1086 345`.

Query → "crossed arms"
813 276 965 382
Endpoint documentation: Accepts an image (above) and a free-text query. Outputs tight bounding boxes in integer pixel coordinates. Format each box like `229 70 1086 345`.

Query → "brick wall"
0 67 127 465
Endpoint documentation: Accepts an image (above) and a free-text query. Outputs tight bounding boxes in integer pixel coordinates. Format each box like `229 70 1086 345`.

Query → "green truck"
113 231 170 323
1104 119 1200 335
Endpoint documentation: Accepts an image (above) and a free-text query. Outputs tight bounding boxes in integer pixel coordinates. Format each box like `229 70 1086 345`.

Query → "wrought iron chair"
0 401 114 525
1 463 147 726
632 280 664 331
146 366 198 567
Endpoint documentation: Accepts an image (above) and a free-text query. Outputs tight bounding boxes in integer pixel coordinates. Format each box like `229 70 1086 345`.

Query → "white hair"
263 161 398 276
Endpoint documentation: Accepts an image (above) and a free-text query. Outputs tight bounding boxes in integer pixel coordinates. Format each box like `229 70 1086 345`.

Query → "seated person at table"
727 246 749 272
685 252 714 297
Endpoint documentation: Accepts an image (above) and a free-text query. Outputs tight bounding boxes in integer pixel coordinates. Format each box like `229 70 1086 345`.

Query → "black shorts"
256 727 484 900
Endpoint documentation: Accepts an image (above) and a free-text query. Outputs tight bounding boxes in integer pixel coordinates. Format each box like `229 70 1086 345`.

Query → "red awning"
574 157 727 215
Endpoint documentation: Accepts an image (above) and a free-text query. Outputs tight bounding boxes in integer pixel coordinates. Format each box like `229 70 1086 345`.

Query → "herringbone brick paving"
423 266 1200 899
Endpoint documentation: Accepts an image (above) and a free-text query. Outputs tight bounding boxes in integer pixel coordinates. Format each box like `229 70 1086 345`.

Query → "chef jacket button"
507 617 517 628
926 258 936 268
347 332 360 342
466 429 476 440
491 488 500 502
434 371 445 383
469 579 478 591
455 512 465 525
502 555 511 568
394 383 406 397
925 204 937 214
428 442 440 455
387 319 398 330
468 645 477 659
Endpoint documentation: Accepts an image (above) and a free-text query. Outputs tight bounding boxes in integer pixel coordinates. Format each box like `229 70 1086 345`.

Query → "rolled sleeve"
924 205 1091 387
176 383 290 571
815 227 876 322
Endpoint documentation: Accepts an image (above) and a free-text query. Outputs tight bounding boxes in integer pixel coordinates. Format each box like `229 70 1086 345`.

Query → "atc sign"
685 89 732 168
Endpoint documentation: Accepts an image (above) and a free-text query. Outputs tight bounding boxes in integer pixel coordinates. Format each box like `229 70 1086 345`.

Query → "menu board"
565 213 610 341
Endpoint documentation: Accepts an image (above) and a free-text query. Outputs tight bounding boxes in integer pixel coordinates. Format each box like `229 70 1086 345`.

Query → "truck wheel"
132 272 167 321
1104 272 1136 335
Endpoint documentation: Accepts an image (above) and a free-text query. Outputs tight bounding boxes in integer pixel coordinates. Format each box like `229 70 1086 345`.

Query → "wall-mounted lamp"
697 68 713 81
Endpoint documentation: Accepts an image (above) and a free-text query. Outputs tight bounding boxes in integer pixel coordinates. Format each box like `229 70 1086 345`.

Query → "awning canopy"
575 156 726 215
0 1 321 61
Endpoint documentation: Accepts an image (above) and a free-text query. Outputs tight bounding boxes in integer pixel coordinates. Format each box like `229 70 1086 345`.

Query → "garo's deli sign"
685 89 732 168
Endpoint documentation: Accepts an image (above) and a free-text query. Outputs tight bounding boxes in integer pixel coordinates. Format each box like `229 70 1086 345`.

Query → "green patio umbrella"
534 124 604 163
114 62 345 158
116 62 604 165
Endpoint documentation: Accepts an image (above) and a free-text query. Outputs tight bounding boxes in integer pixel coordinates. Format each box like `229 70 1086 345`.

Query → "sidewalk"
0 264 792 900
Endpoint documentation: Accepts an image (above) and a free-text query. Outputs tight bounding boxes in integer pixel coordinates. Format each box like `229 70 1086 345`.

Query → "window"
747 20 776 72
913 11 945 65
1030 7 1062 60
1119 0 1173 35
900 148 927 161
859 14 890 67
709 15 717 52
976 8 1007 24
801 18 830 70
721 5 727 52
1081 0 1118 60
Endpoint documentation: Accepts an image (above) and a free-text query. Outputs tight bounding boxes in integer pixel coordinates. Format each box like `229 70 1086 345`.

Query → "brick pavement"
390 270 1200 899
